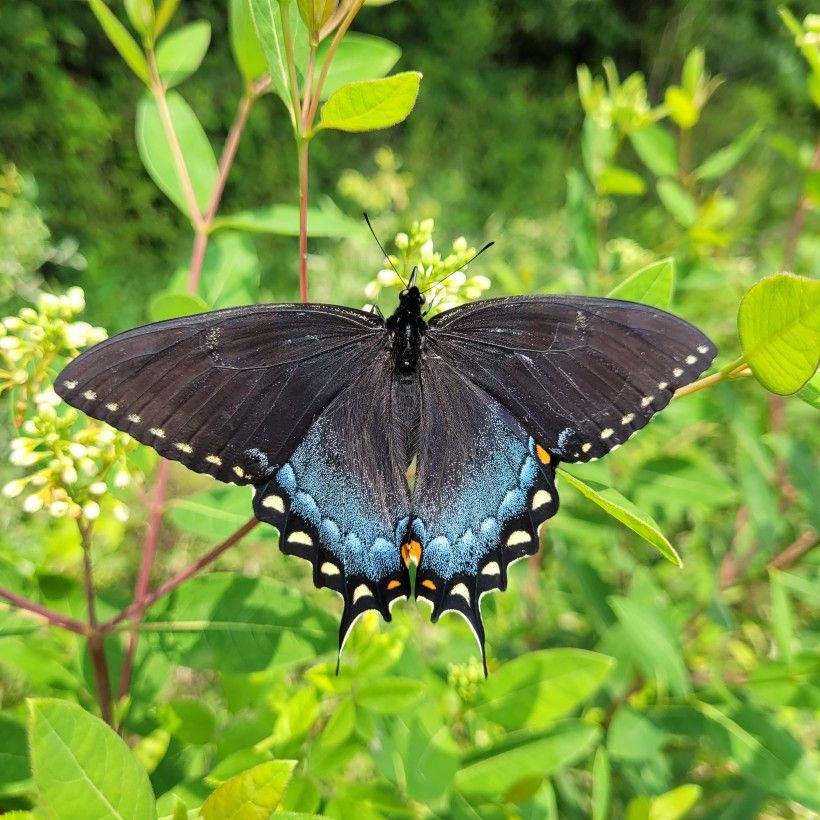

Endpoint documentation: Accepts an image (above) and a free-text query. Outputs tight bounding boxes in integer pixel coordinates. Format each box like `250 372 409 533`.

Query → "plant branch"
102 518 259 633
79 521 114 726
0 587 86 634
147 50 205 231
297 139 310 302
673 361 750 399
767 530 818 572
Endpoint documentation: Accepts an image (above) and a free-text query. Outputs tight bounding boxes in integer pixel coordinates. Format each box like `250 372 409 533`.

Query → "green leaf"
148 291 210 321
211 204 363 237
143 573 336 671
154 0 181 37
168 485 272 541
28 698 156 819
592 747 611 820
681 47 705 97
796 369 820 408
0 714 29 788
628 124 679 177
230 0 268 83
296 0 336 40
597 166 646 196
156 698 216 745
455 721 600 797
664 86 699 129
476 649 615 730
608 258 675 309
136 91 218 216
737 272 820 395
769 570 795 664
609 597 690 696
318 71 422 132
155 21 211 87
559 469 682 566
694 126 760 180
124 0 155 36
249 0 308 107
696 701 820 810
608 706 670 760
315 33 401 100
356 677 425 714
88 0 151 84
200 760 296 820
656 179 697 227
646 784 702 820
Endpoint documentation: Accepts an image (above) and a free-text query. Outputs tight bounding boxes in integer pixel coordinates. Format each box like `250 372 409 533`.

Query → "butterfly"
55 285 716 672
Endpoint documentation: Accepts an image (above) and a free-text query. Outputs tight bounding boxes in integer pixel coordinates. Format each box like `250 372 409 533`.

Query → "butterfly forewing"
428 296 717 461
55 304 384 484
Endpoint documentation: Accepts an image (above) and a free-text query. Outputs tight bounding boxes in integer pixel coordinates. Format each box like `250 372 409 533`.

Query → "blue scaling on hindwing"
276 417 402 581
413 405 541 580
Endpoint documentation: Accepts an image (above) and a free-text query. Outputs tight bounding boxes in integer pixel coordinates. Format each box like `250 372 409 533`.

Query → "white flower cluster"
1 288 137 523
363 219 492 316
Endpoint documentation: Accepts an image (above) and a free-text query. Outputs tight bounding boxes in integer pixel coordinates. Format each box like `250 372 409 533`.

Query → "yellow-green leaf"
559 469 682 566
155 20 211 87
608 258 675 309
199 760 296 819
738 272 820 395
665 85 699 129
318 71 422 132
88 0 151 84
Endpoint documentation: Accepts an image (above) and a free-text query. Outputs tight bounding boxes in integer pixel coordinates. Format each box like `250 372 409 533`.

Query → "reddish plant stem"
103 518 259 633
767 531 818 572
0 587 86 634
79 521 114 726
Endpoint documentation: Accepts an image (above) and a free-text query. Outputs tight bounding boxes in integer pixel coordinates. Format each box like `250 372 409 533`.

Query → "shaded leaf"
136 91 218 215
559 469 682 566
200 760 296 819
156 698 216 745
212 204 363 237
0 714 29 787
356 677 425 714
88 0 151 84
629 124 679 177
148 291 210 322
477 648 615 730
608 258 675 308
656 179 697 227
738 272 820 395
156 21 211 87
28 698 156 819
694 126 760 180
229 0 268 83
319 72 422 132
168 485 273 541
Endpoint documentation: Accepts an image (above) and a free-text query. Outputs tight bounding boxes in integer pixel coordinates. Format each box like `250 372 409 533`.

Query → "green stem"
281 2 303 132
673 358 749 399
298 139 310 302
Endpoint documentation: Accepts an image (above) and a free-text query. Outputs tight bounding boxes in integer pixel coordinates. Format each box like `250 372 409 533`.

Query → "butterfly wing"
252 351 413 650
56 303 412 649
428 295 717 462
55 304 385 484
410 360 559 673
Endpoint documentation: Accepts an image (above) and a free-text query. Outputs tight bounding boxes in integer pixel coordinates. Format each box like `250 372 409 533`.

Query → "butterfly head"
398 285 425 309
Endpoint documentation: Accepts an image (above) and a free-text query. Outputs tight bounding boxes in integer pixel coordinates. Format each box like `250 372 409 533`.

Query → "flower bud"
446 271 466 289
3 479 26 498
377 269 400 286
394 232 409 250
62 465 78 485
68 443 87 459
82 501 101 521
453 236 468 253
89 481 107 496
420 218 434 235
23 494 43 513
10 449 40 466
363 282 380 301
49 500 70 517
114 502 130 523
114 470 131 488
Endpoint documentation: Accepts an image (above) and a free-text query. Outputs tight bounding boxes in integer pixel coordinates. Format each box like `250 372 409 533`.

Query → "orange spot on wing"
401 539 422 566
386 579 402 590
535 443 551 464
421 579 437 591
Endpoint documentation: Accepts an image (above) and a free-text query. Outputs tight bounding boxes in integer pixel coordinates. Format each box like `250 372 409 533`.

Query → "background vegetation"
0 1 818 817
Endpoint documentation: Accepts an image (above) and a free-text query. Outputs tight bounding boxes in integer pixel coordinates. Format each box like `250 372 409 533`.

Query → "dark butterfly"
55 286 716 671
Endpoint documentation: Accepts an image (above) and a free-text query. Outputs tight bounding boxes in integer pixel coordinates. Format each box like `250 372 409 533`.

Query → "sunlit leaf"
155 21 211 87
318 72 422 132
316 33 401 99
88 0 151 84
455 722 600 797
200 760 296 819
148 291 210 322
664 86 699 129
656 179 697 227
598 166 646 196
477 649 615 730
592 747 611 820
168 485 273 541
608 258 675 308
229 0 268 83
694 126 760 180
211 204 363 237
738 272 820 395
28 699 156 819
559 469 682 566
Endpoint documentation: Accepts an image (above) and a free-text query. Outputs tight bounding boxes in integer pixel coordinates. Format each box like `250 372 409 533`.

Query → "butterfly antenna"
363 213 407 288
420 240 495 295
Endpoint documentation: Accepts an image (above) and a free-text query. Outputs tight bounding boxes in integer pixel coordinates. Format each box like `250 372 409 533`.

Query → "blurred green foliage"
0 1 819 818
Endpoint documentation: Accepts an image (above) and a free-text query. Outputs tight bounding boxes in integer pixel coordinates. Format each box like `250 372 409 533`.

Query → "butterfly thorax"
386 286 427 377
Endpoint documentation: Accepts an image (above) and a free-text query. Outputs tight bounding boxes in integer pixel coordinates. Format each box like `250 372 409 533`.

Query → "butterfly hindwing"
428 295 717 462
253 352 412 651
55 304 384 484
409 360 560 671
